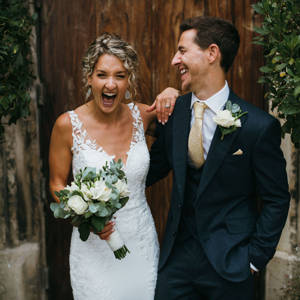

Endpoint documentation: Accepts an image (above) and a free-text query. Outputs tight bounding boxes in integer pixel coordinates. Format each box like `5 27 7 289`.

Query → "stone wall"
265 128 300 299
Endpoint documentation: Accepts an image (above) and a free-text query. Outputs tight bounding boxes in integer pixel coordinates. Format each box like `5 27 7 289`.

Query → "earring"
86 86 91 100
125 90 131 100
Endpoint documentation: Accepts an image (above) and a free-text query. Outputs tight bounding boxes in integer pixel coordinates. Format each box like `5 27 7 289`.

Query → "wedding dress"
68 103 159 300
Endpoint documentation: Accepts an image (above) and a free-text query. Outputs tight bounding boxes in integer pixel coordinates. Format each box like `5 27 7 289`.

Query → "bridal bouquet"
50 160 130 259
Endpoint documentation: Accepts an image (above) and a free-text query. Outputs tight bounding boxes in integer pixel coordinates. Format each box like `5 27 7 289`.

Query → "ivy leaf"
275 63 287 71
279 103 300 115
253 26 269 35
259 66 273 73
294 86 300 97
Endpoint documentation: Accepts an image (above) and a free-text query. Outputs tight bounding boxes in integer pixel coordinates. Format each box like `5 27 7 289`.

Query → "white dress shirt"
189 81 258 273
190 81 229 159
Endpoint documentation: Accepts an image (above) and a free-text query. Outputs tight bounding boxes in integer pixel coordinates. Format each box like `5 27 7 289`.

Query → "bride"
49 33 178 300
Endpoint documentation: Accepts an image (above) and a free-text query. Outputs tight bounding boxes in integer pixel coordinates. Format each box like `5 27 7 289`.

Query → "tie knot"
194 101 207 119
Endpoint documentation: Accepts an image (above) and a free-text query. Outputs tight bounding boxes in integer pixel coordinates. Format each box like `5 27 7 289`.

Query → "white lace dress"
68 103 159 300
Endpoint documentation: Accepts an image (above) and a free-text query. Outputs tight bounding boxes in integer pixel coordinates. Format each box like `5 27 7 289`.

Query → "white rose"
213 110 236 128
65 182 80 192
81 183 93 200
90 179 112 202
114 179 129 197
234 119 241 127
67 195 88 215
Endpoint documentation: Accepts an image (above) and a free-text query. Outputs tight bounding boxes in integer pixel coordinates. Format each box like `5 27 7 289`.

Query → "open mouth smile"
102 92 117 107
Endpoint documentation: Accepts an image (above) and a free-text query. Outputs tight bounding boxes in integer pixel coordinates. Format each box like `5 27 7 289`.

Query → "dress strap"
68 110 88 154
127 103 145 147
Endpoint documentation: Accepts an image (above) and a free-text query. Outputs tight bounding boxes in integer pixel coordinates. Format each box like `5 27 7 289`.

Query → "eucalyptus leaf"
110 192 119 201
89 203 99 213
231 104 240 114
82 167 97 181
52 205 67 218
225 101 232 111
97 206 110 217
50 202 59 212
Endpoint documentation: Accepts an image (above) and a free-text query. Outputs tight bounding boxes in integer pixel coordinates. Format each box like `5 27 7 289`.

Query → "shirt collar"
191 81 229 114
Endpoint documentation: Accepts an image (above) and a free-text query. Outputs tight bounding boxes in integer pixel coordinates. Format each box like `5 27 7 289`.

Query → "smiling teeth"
103 93 116 96
180 69 187 74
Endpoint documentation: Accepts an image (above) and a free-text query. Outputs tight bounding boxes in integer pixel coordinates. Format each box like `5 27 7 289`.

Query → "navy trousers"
154 236 254 300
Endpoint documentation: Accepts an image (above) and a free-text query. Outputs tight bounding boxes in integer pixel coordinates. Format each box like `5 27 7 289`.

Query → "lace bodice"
69 102 145 171
68 103 159 300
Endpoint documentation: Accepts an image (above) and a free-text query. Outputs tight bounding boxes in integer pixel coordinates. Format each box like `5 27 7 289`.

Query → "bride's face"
88 54 129 114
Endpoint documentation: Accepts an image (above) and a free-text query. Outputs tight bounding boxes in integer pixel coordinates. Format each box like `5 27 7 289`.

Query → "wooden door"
40 1 263 299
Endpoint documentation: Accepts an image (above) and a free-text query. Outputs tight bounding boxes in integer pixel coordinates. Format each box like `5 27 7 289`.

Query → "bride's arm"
138 87 180 133
49 113 73 202
147 87 180 125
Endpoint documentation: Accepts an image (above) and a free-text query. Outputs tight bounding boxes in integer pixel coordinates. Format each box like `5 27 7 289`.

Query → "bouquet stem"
106 229 130 260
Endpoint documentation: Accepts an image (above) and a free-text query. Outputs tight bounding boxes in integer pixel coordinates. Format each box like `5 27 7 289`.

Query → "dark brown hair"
180 16 240 72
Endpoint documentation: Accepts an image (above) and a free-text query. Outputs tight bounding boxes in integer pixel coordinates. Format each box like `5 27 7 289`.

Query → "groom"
146 16 290 299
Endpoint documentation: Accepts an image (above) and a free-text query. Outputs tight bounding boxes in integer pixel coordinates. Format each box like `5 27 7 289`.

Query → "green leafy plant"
252 0 300 147
0 0 36 138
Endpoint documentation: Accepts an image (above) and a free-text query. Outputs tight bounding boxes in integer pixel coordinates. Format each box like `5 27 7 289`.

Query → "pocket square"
232 149 243 155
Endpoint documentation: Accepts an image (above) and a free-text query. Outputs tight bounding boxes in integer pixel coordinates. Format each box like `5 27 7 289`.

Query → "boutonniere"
213 101 248 140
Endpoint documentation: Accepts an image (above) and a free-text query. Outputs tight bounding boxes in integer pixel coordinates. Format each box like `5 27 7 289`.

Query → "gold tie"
188 101 207 168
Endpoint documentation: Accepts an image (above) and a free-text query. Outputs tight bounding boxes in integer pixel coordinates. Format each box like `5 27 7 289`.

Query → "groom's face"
171 29 210 93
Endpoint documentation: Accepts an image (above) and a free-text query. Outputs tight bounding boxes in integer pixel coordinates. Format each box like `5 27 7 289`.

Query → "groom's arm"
249 117 290 270
146 121 172 187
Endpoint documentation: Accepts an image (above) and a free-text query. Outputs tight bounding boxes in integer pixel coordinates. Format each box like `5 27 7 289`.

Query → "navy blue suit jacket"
146 90 290 282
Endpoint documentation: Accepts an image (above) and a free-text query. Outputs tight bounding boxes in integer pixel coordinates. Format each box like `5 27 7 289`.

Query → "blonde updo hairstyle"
82 33 139 101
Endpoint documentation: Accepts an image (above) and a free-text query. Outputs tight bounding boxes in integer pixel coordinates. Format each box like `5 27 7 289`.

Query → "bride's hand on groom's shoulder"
147 87 180 125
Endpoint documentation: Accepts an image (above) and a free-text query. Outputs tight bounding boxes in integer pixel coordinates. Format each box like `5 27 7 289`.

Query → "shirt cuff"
250 263 259 272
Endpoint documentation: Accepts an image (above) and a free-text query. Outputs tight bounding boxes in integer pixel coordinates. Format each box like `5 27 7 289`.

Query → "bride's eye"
97 73 106 78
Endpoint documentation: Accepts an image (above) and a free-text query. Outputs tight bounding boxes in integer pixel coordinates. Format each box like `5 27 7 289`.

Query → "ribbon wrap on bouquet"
106 228 130 259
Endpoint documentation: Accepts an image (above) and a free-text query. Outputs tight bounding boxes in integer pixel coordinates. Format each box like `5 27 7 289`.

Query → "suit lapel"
196 90 248 198
172 93 192 205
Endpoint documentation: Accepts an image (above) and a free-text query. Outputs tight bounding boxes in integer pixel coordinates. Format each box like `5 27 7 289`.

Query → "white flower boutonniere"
213 101 248 140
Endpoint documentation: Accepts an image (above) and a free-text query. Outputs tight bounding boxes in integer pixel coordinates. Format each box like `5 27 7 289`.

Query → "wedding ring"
165 104 171 108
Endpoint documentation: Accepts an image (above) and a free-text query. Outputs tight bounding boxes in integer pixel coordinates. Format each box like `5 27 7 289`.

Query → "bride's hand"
97 221 115 240
147 87 180 125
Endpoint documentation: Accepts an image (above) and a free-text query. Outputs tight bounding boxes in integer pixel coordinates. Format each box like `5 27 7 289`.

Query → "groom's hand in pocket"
97 221 115 240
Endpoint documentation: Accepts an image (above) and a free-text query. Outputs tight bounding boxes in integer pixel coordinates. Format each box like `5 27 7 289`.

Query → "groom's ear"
207 43 221 65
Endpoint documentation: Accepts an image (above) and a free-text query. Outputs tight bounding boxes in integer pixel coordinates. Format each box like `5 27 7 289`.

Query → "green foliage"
253 0 300 147
50 161 129 242
0 0 36 137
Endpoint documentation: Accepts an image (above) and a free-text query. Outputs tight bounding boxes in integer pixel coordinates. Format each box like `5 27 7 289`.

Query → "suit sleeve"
146 121 172 187
249 118 290 270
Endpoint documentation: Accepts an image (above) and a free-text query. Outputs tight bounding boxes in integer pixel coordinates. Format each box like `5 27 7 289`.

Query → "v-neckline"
72 103 138 167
